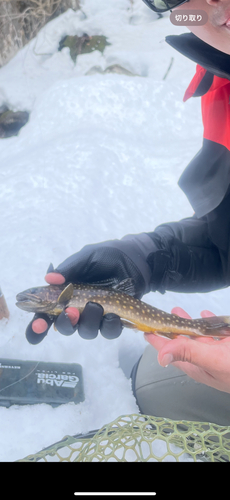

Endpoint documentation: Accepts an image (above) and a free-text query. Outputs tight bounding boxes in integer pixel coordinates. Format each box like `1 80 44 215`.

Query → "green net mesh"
17 413 230 462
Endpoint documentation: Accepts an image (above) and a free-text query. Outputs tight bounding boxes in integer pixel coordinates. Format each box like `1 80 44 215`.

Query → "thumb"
158 336 213 369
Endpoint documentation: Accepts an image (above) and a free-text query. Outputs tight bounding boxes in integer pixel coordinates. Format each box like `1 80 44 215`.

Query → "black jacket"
149 33 230 294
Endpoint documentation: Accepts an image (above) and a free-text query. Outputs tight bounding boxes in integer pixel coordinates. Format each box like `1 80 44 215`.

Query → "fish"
16 278 230 339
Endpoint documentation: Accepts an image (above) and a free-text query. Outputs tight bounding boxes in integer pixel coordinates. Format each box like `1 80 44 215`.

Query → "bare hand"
144 307 230 393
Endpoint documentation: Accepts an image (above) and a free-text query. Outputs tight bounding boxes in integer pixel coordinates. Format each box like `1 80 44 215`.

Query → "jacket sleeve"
146 216 227 294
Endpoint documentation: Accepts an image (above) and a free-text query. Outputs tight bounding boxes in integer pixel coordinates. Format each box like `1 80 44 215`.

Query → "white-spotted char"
16 279 230 339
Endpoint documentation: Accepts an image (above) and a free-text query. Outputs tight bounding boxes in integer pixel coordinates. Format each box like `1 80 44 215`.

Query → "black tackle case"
0 358 84 407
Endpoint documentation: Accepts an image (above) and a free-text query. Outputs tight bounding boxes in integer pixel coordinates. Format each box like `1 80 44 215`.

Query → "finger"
26 314 53 344
200 310 216 318
100 313 123 339
196 337 230 344
45 272 66 285
54 310 78 336
160 358 215 385
171 307 192 319
145 333 212 381
220 337 230 343
196 336 217 344
65 307 80 326
26 325 49 344
32 318 48 334
78 302 104 339
144 332 171 351
157 336 216 369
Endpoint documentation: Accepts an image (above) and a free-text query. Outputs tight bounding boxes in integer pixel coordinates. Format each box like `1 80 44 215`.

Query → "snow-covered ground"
0 0 229 461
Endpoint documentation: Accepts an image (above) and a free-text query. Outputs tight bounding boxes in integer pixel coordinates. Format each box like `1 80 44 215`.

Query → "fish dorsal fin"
57 283 74 304
89 278 136 296
112 278 136 296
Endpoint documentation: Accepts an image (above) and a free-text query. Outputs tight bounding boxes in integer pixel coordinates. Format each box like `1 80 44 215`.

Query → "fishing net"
17 413 230 462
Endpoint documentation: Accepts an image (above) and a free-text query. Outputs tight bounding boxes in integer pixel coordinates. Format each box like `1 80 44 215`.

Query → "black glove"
26 233 156 344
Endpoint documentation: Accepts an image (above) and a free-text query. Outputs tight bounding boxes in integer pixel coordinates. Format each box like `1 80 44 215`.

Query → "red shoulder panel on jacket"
183 65 230 151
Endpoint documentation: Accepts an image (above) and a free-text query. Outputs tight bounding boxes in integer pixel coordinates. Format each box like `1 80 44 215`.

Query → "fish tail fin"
201 315 230 337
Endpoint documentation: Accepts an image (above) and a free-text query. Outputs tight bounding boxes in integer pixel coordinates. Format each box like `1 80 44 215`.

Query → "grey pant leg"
133 345 230 426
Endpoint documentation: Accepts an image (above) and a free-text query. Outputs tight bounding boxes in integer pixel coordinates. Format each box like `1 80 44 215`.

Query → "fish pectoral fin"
57 283 74 304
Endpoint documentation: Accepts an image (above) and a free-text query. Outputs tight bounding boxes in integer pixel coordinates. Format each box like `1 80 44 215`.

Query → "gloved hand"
26 233 156 344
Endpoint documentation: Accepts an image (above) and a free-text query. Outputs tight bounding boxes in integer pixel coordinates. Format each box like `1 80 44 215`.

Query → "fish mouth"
16 292 42 303
16 291 45 312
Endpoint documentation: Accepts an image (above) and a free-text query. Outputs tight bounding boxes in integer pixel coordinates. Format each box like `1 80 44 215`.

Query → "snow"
0 0 228 461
